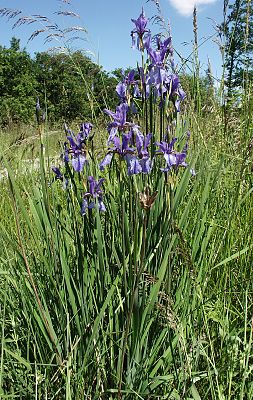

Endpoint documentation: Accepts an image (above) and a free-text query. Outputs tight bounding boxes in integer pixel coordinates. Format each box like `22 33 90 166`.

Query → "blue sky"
0 0 223 79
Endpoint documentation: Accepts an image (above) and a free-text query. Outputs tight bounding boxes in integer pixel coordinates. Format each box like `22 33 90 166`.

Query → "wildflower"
64 134 88 172
148 37 172 66
51 166 68 188
81 176 106 215
156 137 194 174
116 69 139 103
104 103 130 144
78 122 94 141
99 132 135 171
125 132 153 175
143 37 173 97
131 9 151 51
116 82 127 103
165 74 186 112
51 166 63 181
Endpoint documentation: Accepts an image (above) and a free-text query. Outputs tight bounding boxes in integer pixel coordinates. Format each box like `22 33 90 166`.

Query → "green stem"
118 211 148 398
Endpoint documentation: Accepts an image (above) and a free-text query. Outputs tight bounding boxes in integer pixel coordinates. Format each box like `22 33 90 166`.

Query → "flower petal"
99 153 113 171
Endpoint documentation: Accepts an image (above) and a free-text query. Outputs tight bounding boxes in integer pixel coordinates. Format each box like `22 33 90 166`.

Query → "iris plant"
100 125 153 176
51 166 68 188
81 176 106 215
131 9 151 51
156 137 195 174
63 122 94 172
104 103 131 144
51 9 195 216
116 69 140 103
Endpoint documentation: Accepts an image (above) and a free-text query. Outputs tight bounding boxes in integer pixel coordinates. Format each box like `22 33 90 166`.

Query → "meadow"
0 4 253 400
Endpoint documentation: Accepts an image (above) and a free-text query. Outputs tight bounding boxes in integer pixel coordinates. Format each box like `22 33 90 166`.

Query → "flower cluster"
50 10 195 216
100 128 152 176
98 10 193 177
81 176 106 215
63 122 93 172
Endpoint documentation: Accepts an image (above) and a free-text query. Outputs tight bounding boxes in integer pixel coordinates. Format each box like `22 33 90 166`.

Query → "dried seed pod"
139 186 158 210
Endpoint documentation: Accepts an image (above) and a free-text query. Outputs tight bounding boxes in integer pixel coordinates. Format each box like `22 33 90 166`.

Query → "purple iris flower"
125 154 152 176
116 69 139 102
165 74 186 112
131 9 151 51
136 132 152 157
144 36 173 96
100 126 153 176
148 37 172 66
51 166 69 188
104 103 130 144
78 122 93 141
125 155 143 175
125 132 153 176
147 66 168 96
156 137 194 174
52 166 63 180
116 82 127 102
64 134 88 172
81 176 106 215
99 132 135 171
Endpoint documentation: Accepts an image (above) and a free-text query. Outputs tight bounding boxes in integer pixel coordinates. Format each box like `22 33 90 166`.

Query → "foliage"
35 51 118 123
0 39 118 126
223 0 253 96
0 38 37 125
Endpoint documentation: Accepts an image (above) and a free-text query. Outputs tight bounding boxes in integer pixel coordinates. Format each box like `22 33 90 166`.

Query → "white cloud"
169 0 217 17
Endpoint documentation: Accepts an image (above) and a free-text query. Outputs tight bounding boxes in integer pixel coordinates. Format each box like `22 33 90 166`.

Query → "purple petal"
104 108 117 119
79 122 93 139
133 84 141 97
72 154 87 172
178 87 186 100
52 166 63 180
131 10 148 36
116 82 127 101
128 69 135 83
81 198 88 215
112 136 121 151
126 155 142 176
107 126 118 145
98 198 106 212
164 153 176 167
99 153 113 171
140 157 152 174
88 201 95 210
175 99 181 112
132 126 144 153
143 133 152 151
122 132 132 152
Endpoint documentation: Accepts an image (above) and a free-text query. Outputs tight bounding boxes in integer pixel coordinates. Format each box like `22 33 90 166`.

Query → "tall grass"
0 3 253 400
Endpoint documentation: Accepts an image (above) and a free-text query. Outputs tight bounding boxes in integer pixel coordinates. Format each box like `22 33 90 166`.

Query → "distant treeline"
0 38 218 128
0 37 119 126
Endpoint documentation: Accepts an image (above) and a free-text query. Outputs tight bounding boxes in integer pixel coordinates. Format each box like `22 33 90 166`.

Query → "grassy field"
0 6 253 400
0 94 252 399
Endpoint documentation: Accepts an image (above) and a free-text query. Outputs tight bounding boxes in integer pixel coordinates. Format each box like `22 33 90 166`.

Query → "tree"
224 0 253 97
34 51 118 123
0 40 118 126
0 37 37 125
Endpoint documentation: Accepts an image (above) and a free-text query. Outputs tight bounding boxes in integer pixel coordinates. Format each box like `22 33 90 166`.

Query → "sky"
0 0 223 80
